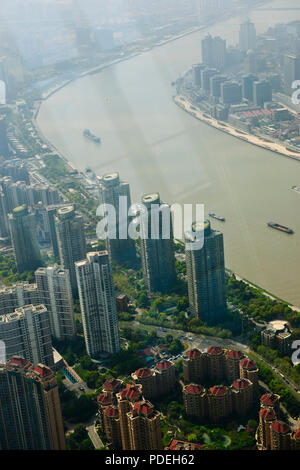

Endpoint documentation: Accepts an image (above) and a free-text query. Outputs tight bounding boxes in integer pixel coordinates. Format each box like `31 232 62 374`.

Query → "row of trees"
226 276 300 326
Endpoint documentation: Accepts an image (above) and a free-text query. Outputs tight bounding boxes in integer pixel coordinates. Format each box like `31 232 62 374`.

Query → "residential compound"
76 251 120 357
97 381 162 450
0 356 65 450
257 393 300 450
183 347 259 387
131 360 176 400
182 347 258 422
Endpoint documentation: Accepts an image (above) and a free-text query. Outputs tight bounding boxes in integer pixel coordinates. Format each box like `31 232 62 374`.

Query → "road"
86 417 104 449
121 320 250 353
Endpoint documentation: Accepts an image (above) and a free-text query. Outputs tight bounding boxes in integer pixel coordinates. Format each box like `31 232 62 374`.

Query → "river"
37 0 300 307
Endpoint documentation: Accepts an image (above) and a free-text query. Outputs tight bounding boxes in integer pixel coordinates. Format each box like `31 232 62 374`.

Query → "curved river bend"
38 0 300 307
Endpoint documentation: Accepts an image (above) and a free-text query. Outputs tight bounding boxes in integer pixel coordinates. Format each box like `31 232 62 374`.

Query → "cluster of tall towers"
0 167 229 450
98 172 226 323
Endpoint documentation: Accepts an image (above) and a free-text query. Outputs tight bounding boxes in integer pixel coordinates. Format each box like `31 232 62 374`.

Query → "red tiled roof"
97 392 113 405
103 378 122 392
231 378 251 390
185 384 204 395
209 385 227 397
207 346 223 356
227 350 244 360
136 368 151 378
259 407 276 421
240 358 257 370
168 439 202 450
105 406 119 418
186 349 202 359
119 384 141 401
271 421 291 434
34 364 52 378
8 356 28 368
132 401 153 416
156 360 172 370
260 393 279 407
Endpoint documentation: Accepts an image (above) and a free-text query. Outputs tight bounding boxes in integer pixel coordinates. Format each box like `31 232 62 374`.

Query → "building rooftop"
142 193 160 206
186 348 202 359
231 378 251 390
132 400 154 417
271 421 291 435
103 378 123 393
135 368 152 378
240 358 257 370
260 393 280 407
268 320 289 333
105 406 119 418
207 346 223 356
118 384 142 402
209 385 228 397
185 384 204 395
259 407 276 421
33 364 52 378
227 350 244 360
8 356 28 368
97 392 113 405
156 360 173 370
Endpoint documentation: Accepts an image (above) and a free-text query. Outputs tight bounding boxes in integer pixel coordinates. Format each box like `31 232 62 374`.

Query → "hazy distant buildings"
221 81 242 104
76 251 120 358
239 20 256 52
94 28 115 51
253 80 272 107
283 54 300 91
0 188 9 239
192 63 206 88
201 68 218 93
55 205 86 292
46 206 60 261
35 265 76 341
185 221 226 323
202 34 227 70
8 205 42 273
139 193 176 293
210 75 228 98
0 304 53 367
242 74 258 102
0 116 9 158
0 177 60 213
98 172 136 264
0 356 65 450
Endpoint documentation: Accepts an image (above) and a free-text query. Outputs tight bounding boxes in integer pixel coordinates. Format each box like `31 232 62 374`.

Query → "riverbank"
35 23 212 107
33 0 270 114
173 95 300 163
